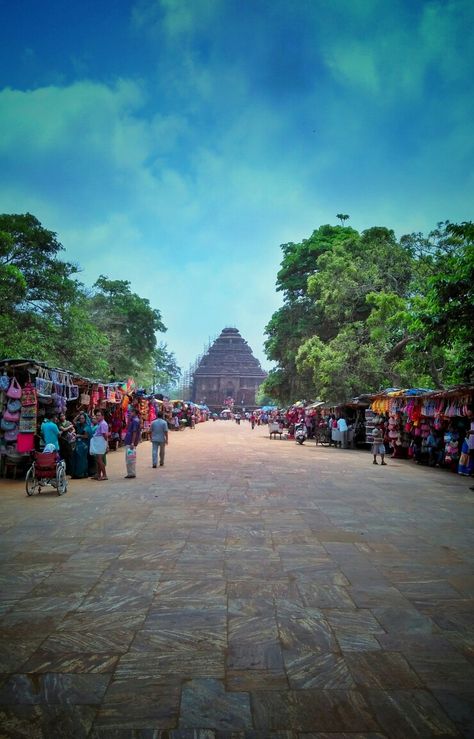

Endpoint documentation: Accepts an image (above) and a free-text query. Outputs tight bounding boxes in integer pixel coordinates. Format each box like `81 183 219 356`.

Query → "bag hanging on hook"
6 377 22 399
0 371 10 392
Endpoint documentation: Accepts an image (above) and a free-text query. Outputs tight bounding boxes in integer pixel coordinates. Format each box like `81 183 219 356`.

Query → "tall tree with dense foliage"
404 221 474 385
263 224 356 402
89 276 166 379
263 220 473 405
138 343 182 393
0 213 89 365
0 213 173 381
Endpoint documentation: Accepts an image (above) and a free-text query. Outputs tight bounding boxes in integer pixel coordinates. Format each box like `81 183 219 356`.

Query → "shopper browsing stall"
90 410 108 481
40 414 60 451
72 412 92 479
372 424 387 466
124 407 141 479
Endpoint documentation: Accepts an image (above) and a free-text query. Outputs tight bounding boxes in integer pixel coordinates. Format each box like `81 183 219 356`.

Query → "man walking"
124 407 141 479
150 411 168 468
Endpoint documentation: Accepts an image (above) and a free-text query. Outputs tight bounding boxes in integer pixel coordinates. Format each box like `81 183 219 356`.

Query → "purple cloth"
93 420 108 437
124 417 140 445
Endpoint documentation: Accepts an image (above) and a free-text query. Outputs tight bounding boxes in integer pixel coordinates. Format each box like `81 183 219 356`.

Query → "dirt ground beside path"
0 420 473 737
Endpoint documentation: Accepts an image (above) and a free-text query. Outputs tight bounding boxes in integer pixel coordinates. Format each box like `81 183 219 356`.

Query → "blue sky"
1 0 472 371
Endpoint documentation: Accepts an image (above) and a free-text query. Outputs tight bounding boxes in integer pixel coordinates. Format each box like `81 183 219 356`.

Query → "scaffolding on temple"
178 335 217 401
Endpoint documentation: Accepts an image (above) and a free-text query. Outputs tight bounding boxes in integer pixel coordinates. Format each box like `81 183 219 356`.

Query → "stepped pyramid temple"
192 327 267 410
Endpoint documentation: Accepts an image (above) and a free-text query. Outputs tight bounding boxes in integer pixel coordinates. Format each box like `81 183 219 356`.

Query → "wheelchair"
25 451 68 496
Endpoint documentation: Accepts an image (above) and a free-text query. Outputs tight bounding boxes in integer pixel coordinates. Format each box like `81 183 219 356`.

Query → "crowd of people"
39 405 171 482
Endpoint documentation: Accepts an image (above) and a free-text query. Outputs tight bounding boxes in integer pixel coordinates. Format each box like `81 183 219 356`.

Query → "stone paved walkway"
0 420 473 737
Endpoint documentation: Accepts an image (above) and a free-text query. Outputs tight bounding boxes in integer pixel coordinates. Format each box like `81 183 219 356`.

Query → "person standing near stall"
58 412 75 476
124 407 141 479
337 415 349 449
40 414 60 451
90 410 109 481
72 412 92 479
150 411 168 468
372 424 387 465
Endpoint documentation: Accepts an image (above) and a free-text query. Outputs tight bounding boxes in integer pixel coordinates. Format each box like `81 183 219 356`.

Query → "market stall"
368 385 473 470
0 358 136 477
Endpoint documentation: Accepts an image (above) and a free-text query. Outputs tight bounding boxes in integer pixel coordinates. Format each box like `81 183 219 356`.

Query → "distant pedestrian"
124 407 141 479
150 411 169 468
372 425 386 465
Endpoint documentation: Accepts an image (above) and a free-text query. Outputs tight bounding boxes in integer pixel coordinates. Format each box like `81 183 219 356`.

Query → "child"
372 424 386 465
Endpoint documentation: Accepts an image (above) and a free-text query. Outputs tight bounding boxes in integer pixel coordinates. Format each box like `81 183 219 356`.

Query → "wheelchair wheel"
56 465 67 496
25 466 38 496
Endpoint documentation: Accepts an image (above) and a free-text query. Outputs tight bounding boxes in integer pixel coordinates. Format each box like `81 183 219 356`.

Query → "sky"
0 0 473 372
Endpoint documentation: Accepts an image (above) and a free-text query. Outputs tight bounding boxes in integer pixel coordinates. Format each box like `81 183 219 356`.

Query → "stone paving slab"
0 421 473 736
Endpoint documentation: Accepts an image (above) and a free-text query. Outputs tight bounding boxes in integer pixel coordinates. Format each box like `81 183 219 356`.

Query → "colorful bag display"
35 367 53 397
6 377 22 399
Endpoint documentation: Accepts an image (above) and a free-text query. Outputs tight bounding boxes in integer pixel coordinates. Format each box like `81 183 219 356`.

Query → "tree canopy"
0 213 179 386
262 220 473 404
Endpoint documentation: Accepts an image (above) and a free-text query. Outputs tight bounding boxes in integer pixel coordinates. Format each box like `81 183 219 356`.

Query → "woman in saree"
71 411 92 479
58 412 76 476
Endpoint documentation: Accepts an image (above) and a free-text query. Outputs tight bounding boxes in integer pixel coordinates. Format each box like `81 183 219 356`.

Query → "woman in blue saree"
72 412 92 478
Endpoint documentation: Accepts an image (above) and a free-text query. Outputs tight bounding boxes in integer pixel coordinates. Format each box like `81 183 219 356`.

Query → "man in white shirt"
337 416 348 449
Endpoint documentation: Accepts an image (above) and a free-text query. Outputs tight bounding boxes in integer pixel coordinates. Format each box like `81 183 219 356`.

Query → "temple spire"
192 327 267 409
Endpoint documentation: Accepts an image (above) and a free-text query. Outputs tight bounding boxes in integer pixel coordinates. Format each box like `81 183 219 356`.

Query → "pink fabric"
17 434 35 453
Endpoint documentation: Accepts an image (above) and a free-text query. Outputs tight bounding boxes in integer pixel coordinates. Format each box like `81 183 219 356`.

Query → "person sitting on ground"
372 424 386 465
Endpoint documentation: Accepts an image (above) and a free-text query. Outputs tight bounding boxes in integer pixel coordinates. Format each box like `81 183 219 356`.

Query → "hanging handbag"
64 374 79 401
0 372 10 391
35 367 53 397
4 429 19 442
7 399 22 413
80 391 91 406
6 377 22 399
3 409 20 422
1 418 16 431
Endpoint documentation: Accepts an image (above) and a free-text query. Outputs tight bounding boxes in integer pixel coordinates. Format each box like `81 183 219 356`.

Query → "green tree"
138 343 181 392
264 219 472 404
0 213 176 382
0 213 84 362
406 221 474 384
89 276 166 378
255 384 278 407
262 224 357 402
